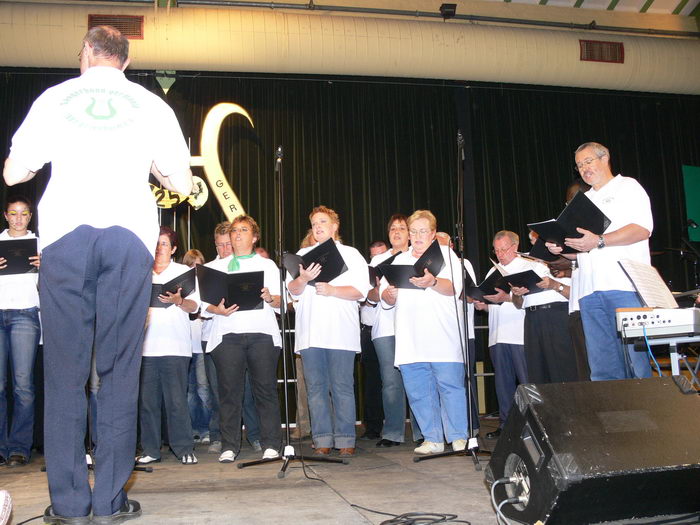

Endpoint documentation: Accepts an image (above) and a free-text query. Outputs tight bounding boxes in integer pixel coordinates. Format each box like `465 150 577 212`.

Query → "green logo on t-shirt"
85 97 116 120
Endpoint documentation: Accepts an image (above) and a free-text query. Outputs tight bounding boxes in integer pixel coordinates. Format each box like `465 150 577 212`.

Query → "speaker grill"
579 39 624 64
87 15 144 39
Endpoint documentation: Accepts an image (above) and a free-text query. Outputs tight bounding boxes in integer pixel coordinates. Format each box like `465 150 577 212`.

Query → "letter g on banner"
190 103 252 221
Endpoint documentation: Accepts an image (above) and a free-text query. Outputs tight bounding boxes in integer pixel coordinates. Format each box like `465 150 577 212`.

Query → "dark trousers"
139 356 193 458
490 343 528 427
569 311 591 381
40 226 152 518
360 324 383 436
524 302 578 384
465 339 480 432
211 333 281 454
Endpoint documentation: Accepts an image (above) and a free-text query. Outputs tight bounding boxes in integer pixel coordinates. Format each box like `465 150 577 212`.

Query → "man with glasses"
4 25 192 523
547 142 653 381
473 231 528 439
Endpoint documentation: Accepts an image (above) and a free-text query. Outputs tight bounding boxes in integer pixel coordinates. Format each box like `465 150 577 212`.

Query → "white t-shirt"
288 241 371 354
202 254 282 352
577 175 653 296
485 257 526 347
8 66 191 252
190 317 203 354
370 249 402 341
382 245 466 366
516 258 569 309
142 261 201 358
0 230 39 310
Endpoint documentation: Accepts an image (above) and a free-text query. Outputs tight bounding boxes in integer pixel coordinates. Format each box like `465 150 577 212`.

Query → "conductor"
4 26 192 524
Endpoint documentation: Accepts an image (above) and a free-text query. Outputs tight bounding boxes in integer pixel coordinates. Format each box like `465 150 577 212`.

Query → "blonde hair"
214 221 231 237
493 230 519 246
407 210 437 232
300 229 315 249
182 249 204 267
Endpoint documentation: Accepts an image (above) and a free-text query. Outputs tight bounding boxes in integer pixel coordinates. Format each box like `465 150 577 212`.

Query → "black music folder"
368 252 400 285
196 266 264 310
378 241 445 289
283 238 348 285
503 269 546 295
466 270 512 304
527 191 611 254
527 238 560 263
0 238 38 275
150 267 196 308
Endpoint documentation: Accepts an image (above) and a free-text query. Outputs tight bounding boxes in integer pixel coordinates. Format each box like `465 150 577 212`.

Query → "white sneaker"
201 433 211 445
219 450 236 463
452 439 467 452
251 440 262 452
0 490 12 525
135 455 160 464
413 441 444 455
181 453 198 465
262 448 279 460
208 440 222 454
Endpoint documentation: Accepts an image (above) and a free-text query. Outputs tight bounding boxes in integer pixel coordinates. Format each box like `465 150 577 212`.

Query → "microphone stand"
414 130 489 470
237 146 346 477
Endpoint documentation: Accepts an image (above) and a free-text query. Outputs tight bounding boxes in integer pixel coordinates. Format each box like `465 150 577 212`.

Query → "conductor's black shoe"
43 505 90 524
375 439 401 448
92 499 142 524
485 428 502 439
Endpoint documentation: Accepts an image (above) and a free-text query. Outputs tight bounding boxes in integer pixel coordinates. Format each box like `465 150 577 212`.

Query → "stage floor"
1 423 500 525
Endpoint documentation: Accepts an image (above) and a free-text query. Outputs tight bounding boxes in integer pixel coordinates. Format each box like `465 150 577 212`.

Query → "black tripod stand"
237 145 346 477
413 131 490 470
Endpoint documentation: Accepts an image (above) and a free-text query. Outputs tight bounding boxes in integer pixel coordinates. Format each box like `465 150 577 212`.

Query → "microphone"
275 146 283 172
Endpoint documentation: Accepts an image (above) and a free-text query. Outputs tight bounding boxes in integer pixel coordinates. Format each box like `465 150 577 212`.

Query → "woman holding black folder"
0 195 41 467
287 206 372 458
380 210 469 456
137 226 200 466
201 215 282 463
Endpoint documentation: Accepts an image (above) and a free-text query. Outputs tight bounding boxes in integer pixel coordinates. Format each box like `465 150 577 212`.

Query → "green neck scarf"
228 252 255 272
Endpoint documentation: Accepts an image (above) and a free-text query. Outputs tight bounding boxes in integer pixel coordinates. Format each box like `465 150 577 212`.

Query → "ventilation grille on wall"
580 40 624 64
88 15 144 39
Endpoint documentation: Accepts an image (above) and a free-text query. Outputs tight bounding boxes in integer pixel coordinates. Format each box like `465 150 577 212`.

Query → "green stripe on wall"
574 0 585 8
640 0 655 13
607 0 621 9
672 0 689 14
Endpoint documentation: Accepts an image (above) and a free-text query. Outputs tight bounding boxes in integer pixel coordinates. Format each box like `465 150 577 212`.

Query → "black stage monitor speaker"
485 377 700 524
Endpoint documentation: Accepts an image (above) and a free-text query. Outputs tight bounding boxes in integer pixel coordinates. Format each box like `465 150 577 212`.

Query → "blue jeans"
579 290 652 381
400 362 468 444
490 343 529 428
187 353 211 435
300 348 357 449
139 356 193 458
202 349 221 441
373 336 422 442
0 307 40 459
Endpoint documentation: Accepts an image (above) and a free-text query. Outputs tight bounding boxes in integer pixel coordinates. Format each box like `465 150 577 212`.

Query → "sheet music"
618 259 678 309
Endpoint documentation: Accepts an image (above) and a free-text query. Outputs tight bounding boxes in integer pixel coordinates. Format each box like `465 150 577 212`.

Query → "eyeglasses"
493 244 515 254
230 227 250 234
409 229 432 237
575 154 605 172
215 241 232 248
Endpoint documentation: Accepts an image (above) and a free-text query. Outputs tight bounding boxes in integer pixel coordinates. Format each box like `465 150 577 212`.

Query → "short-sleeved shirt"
0 230 39 310
577 175 653 296
8 66 191 252
288 241 371 354
202 254 282 352
143 261 201 358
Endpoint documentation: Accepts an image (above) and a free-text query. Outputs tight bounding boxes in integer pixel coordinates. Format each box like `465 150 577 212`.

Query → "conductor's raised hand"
299 262 322 282
409 268 435 289
564 227 598 252
210 298 239 316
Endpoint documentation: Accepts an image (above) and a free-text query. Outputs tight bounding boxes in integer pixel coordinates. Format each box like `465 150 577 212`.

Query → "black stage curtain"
458 83 700 292
165 74 460 262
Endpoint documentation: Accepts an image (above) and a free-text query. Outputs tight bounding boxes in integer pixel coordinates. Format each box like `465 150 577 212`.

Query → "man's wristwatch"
557 283 565 293
597 235 606 249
